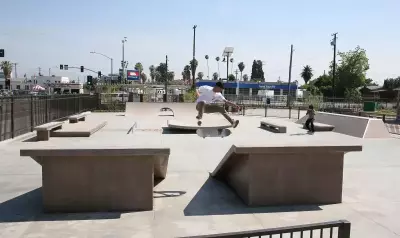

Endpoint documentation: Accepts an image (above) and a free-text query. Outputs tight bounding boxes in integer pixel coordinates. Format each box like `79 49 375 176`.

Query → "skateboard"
196 128 231 138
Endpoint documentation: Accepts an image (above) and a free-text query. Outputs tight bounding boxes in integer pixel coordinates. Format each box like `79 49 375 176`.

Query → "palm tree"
205 55 209 80
197 72 204 80
1 61 13 89
238 62 245 81
243 74 249 82
215 57 220 77
190 59 198 88
300 65 313 84
149 65 156 82
183 65 191 82
212 72 219 81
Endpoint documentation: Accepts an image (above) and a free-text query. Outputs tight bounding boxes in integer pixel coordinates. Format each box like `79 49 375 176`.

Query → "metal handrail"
179 220 351 238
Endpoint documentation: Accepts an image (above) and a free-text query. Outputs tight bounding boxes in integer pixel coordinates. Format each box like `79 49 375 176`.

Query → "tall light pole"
331 33 338 98
90 51 113 84
192 25 197 88
223 47 234 80
121 37 128 83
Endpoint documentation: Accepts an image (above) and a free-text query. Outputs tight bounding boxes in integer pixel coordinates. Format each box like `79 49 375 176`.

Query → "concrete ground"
0 104 399 238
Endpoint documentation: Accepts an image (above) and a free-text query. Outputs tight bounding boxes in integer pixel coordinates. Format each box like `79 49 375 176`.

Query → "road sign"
127 70 140 81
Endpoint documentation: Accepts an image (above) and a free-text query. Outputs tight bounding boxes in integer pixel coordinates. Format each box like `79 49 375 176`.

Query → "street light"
90 51 113 83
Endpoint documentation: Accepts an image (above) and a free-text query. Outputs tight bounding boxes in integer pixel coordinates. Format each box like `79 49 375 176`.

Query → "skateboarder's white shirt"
196 86 226 103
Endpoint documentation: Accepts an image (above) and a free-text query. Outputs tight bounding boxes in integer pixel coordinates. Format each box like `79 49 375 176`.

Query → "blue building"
195 80 298 96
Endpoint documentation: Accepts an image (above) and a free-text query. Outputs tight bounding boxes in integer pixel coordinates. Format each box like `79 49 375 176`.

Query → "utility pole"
192 25 197 88
165 55 168 102
121 37 127 83
235 69 240 96
287 44 294 118
331 33 338 98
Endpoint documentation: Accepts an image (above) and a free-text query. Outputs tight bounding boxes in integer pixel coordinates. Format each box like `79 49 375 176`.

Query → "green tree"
313 74 333 97
243 74 249 82
250 60 265 81
197 72 204 80
238 62 245 81
140 72 147 83
1 61 12 89
190 59 198 88
228 74 235 81
300 65 313 84
383 77 400 89
134 62 143 72
212 72 219 80
365 78 378 86
155 63 168 83
167 71 175 81
149 65 156 82
344 88 362 102
335 46 370 96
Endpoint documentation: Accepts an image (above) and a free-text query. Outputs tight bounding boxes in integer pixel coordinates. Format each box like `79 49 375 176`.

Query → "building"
195 80 298 97
0 75 83 94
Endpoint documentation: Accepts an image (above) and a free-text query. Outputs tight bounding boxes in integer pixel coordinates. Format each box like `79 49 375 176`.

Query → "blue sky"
1 0 399 84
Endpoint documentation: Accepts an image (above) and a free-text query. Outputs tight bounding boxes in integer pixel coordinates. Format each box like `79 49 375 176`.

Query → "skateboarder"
305 104 315 133
195 81 240 128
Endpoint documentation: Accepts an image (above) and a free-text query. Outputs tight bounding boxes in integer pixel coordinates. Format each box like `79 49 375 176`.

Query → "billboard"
127 70 140 81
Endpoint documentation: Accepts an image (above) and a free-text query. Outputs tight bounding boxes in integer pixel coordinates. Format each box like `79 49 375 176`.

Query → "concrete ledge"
260 120 287 133
211 144 362 206
69 111 91 123
20 148 170 212
34 121 64 141
302 122 335 132
297 111 391 138
51 121 107 137
167 119 232 130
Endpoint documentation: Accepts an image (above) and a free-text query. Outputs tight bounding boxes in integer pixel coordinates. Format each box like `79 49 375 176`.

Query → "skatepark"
0 102 399 237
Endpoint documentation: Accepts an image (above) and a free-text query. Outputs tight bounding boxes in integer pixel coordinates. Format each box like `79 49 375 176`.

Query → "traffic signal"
98 71 101 78
87 75 93 85
64 65 68 70
80 66 84 72
60 64 63 70
0 49 4 57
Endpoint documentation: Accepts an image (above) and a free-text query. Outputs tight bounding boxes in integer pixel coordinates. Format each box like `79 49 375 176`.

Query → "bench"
34 121 64 141
303 122 335 132
260 120 287 133
69 111 91 123
20 147 170 212
211 142 362 206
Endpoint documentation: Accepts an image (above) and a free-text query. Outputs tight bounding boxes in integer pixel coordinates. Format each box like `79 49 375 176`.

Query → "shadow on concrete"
289 133 310 136
0 188 122 222
258 126 287 134
22 136 39 142
184 177 322 216
162 127 196 134
154 191 187 198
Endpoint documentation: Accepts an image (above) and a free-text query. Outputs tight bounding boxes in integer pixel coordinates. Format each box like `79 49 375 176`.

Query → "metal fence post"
30 95 34 131
45 96 49 122
11 96 14 138
264 103 268 117
298 107 300 120
338 220 351 238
